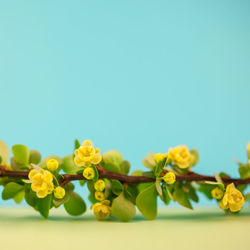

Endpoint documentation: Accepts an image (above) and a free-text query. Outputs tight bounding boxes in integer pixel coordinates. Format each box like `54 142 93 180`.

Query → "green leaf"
198 184 214 200
74 139 81 150
64 192 86 216
61 155 79 174
111 180 124 195
13 190 25 203
102 162 121 173
155 179 163 197
24 184 37 207
12 144 29 164
142 171 155 178
102 150 123 166
120 160 130 175
173 187 193 209
111 191 136 222
190 149 199 167
239 164 250 179
136 183 157 220
0 155 2 164
2 182 24 200
131 170 143 176
29 150 41 164
92 165 99 182
0 140 9 164
36 194 52 219
142 152 156 170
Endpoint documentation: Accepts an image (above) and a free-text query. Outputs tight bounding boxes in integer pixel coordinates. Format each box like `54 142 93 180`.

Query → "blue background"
0 0 250 205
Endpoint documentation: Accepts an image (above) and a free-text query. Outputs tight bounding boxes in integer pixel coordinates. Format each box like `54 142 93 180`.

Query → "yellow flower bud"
94 180 105 192
154 153 166 164
162 172 176 184
74 140 102 167
91 200 111 219
54 186 66 199
46 159 59 171
219 183 245 212
211 187 224 199
168 145 194 169
83 167 95 180
95 191 105 201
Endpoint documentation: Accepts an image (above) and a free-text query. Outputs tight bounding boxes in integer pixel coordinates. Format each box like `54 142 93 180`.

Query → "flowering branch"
1 164 250 185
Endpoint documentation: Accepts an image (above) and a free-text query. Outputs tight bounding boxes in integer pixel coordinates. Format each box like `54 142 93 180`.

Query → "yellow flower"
46 159 59 171
91 200 111 219
74 140 102 167
83 167 95 180
54 186 66 199
94 180 105 192
211 187 224 199
219 183 245 212
168 145 194 169
162 172 176 184
95 191 105 201
154 153 166 164
3 164 13 171
29 168 54 198
247 142 250 159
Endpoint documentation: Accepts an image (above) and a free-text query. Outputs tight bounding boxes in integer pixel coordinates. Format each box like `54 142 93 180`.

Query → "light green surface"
0 207 250 250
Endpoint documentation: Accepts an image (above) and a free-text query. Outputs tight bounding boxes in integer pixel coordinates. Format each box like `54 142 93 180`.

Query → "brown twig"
0 164 250 186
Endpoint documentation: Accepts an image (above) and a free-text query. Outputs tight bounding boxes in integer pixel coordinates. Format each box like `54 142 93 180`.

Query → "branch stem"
0 165 249 186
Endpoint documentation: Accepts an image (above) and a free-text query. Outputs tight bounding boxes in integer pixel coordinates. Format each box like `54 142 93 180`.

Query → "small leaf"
155 179 163 197
61 155 79 174
13 190 25 203
239 164 250 179
2 182 24 200
29 150 42 164
136 183 157 220
64 192 86 216
74 139 81 150
173 187 193 209
142 152 156 170
12 144 29 164
102 150 123 166
36 194 52 219
120 160 130 175
111 191 136 222
102 162 121 173
190 149 199 167
111 180 124 195
24 184 37 207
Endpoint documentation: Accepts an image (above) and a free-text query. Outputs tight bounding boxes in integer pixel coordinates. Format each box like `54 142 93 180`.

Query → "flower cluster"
28 168 54 198
218 183 245 212
91 200 111 219
167 145 194 169
74 140 102 167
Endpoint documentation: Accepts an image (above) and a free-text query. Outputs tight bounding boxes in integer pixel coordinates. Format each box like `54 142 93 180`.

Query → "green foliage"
136 183 157 220
61 155 79 174
103 150 123 166
0 140 9 164
111 180 124 195
29 150 41 164
190 149 199 167
12 144 29 164
24 184 37 207
74 139 81 150
111 191 136 222
173 183 193 209
198 184 214 200
2 182 24 200
36 194 52 219
64 192 86 216
238 164 250 179
120 160 130 174
142 152 156 170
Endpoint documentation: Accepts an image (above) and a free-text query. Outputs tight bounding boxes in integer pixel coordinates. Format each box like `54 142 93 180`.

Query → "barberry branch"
0 164 250 186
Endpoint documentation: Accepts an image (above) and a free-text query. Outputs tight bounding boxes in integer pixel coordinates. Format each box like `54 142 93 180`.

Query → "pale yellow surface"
0 207 250 250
